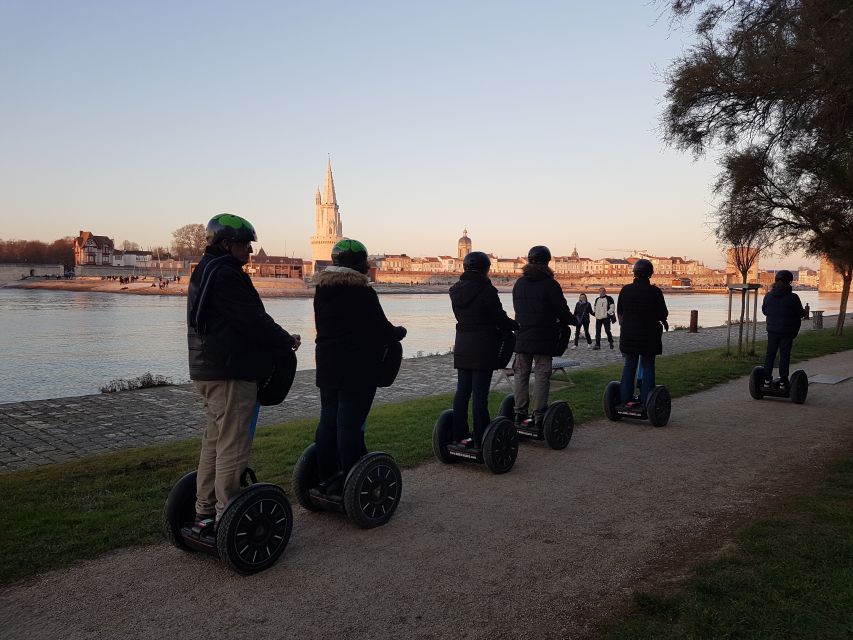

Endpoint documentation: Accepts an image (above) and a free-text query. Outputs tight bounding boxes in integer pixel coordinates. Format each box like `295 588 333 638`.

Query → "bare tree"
170 224 207 259
119 240 140 251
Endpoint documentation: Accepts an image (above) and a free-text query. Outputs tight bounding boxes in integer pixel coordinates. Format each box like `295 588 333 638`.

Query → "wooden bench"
491 356 581 391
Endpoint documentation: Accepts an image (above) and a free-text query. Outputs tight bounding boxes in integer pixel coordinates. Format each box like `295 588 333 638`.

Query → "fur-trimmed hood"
521 263 554 281
314 266 370 287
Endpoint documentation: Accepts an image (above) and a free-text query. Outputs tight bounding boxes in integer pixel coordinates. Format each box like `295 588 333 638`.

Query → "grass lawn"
0 329 851 585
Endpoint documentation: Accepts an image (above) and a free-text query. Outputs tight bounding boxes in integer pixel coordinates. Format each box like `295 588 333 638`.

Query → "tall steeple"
311 158 344 262
323 157 337 205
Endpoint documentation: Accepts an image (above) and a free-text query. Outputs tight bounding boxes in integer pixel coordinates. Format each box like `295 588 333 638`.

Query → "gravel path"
2 350 851 640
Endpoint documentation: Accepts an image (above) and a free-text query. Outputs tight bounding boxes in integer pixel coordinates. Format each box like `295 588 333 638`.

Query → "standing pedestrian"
593 287 617 349
572 293 593 348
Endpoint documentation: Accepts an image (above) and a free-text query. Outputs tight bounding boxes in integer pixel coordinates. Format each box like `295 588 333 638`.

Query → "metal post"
726 289 733 354
751 287 759 354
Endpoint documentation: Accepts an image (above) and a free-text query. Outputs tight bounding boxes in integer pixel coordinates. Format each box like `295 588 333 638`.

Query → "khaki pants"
194 379 257 519
512 353 553 417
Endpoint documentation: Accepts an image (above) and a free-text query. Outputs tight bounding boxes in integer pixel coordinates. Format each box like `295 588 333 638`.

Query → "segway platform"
432 409 518 473
749 366 808 403
497 394 574 450
293 444 402 529
603 381 672 427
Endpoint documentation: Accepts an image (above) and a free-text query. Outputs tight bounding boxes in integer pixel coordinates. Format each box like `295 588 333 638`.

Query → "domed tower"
571 245 579 259
457 228 472 260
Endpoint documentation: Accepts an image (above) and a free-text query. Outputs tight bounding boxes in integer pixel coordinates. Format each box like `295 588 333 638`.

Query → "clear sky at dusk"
0 1 808 268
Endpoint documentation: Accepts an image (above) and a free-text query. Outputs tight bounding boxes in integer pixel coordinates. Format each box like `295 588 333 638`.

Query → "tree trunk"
836 268 851 336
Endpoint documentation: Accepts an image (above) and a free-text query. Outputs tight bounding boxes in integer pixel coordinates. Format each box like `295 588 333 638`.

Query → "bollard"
812 310 823 329
689 309 699 333
804 303 810 319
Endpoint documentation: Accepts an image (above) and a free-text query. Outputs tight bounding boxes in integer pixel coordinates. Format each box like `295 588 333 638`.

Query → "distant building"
819 256 847 292
797 267 819 287
249 248 304 279
457 229 472 260
310 159 343 262
74 231 114 266
112 250 152 268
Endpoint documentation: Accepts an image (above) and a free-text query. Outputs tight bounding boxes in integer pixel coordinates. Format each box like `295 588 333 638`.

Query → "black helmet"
206 213 257 245
331 238 369 273
775 269 794 283
463 251 491 273
527 245 551 265
633 258 654 279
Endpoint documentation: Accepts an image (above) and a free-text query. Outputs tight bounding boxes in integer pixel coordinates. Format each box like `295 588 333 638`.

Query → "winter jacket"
573 300 593 325
187 249 295 381
616 278 669 356
450 271 519 370
593 295 616 321
512 264 576 355
314 267 406 389
762 283 805 336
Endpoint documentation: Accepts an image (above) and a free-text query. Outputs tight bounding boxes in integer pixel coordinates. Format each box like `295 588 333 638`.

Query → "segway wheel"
543 401 574 450
749 366 765 400
790 370 808 404
163 471 198 551
482 417 518 474
432 409 458 464
344 453 402 529
293 443 323 512
603 381 621 421
498 394 515 420
647 386 672 428
217 484 292 574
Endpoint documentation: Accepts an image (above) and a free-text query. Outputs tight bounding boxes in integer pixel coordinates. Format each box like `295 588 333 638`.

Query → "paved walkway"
0 316 844 472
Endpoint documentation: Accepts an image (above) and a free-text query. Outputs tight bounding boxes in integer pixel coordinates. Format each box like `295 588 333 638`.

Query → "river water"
0 288 841 403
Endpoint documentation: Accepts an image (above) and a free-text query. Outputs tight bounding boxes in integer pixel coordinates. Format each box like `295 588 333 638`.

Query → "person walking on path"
593 287 617 350
187 213 301 527
572 293 593 348
616 259 668 407
512 245 576 427
449 251 519 446
761 269 806 390
312 238 407 496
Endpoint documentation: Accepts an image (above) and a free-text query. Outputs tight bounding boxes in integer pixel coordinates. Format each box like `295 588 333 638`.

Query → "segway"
603 359 671 427
497 394 574 450
432 410 518 474
292 444 402 528
163 348 298 574
749 366 808 404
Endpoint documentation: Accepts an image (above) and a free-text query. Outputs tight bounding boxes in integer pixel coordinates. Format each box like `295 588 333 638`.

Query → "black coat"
616 278 668 356
573 300 593 325
187 249 295 381
512 264 576 355
450 271 518 370
762 283 805 336
314 267 406 389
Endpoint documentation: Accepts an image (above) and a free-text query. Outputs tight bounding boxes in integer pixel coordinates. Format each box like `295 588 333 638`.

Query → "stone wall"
0 263 63 284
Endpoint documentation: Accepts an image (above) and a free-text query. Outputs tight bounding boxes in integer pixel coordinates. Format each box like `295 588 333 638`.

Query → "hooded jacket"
616 277 668 356
449 271 518 370
573 299 593 324
512 263 576 355
187 248 295 381
313 267 406 389
762 282 805 336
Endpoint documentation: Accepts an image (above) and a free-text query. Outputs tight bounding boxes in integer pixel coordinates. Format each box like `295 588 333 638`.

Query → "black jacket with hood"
187 248 295 381
314 266 406 389
449 271 519 370
616 277 668 356
512 263 576 355
762 282 805 335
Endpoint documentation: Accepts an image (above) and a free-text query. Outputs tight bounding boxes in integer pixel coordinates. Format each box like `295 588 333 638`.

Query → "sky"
0 1 811 269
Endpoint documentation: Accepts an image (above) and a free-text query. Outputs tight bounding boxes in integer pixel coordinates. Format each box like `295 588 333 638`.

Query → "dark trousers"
315 386 377 481
764 332 794 382
595 318 613 346
620 353 656 405
574 319 591 345
452 369 493 445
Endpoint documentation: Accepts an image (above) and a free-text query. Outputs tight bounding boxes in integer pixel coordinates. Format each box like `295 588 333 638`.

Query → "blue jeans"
315 386 377 481
764 332 794 382
620 353 656 405
452 369 493 445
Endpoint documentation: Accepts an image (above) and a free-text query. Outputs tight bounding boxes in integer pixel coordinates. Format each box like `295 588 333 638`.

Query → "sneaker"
593 345 600 350
609 342 614 349
458 438 476 449
319 471 345 496
571 345 577 350
587 342 592 348
195 512 215 525
514 412 528 426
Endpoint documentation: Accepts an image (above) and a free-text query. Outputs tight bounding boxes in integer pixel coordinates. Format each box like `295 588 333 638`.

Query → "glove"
395 326 407 340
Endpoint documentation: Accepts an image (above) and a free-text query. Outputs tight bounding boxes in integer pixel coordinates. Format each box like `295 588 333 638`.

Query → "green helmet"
331 238 369 272
205 213 257 245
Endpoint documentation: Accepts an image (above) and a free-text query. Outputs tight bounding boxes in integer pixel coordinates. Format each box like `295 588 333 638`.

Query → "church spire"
323 157 337 205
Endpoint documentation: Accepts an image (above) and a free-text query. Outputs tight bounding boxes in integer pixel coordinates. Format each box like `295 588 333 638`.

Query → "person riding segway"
432 251 520 473
164 213 301 573
293 238 406 528
602 258 672 427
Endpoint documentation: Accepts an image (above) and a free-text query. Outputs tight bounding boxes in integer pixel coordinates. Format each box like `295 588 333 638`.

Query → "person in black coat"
616 259 668 407
761 270 806 389
512 245 576 425
313 238 406 493
572 293 593 347
450 251 518 445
